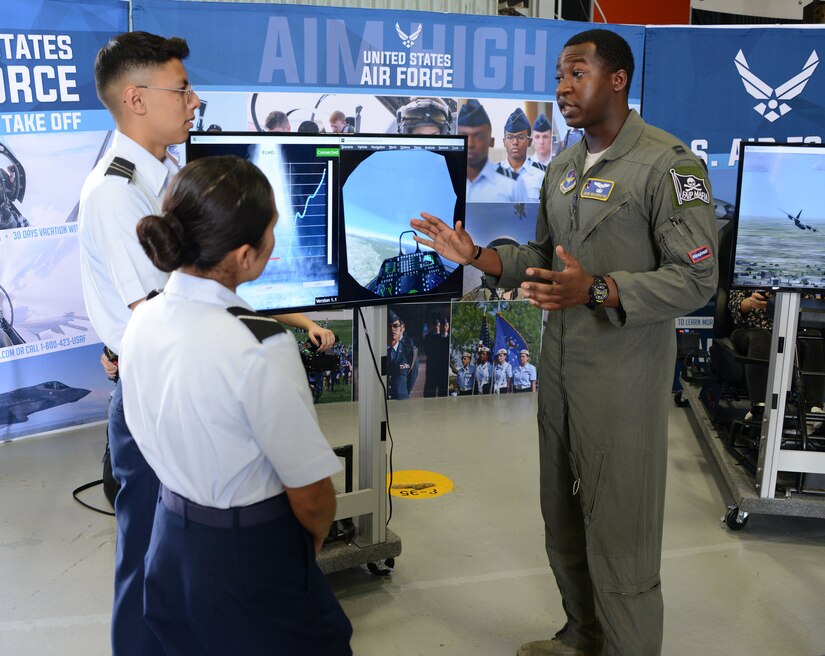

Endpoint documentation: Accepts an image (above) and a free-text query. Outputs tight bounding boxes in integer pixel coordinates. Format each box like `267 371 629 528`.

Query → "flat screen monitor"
186 131 467 313
730 142 825 292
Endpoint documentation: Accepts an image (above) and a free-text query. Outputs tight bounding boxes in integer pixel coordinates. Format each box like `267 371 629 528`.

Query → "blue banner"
643 26 825 205
1 0 126 133
494 313 527 370
1 0 126 441
134 0 644 101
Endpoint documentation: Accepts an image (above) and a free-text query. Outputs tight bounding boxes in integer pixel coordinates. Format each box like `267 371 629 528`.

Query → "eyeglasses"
503 134 530 143
390 322 403 330
136 84 195 103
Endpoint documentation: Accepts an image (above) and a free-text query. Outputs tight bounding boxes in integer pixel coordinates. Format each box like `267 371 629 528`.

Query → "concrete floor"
1 393 825 655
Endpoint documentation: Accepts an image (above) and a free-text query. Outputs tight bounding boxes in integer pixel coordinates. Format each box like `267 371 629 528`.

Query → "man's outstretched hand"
410 212 475 264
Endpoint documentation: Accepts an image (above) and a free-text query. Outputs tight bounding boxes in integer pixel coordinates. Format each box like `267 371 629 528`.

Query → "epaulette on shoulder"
495 163 517 180
532 161 547 172
105 157 135 181
227 306 286 343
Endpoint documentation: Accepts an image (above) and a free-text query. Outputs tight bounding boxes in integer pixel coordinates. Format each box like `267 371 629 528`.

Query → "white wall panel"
690 0 804 21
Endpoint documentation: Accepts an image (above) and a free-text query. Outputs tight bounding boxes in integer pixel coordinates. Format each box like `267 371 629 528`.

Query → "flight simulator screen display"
731 142 825 292
337 136 466 305
187 132 467 312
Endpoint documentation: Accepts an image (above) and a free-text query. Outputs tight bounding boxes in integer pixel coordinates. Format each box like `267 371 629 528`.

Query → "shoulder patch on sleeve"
105 157 135 181
227 306 286 343
669 167 710 208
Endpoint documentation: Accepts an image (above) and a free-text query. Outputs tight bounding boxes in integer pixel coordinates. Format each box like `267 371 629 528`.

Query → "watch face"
590 277 609 304
593 283 609 302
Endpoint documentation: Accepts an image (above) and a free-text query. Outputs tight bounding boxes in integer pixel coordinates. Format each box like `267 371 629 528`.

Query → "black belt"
160 485 289 529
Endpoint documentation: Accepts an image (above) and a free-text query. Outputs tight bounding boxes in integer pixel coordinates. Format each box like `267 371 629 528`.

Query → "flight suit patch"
560 168 577 194
670 167 710 208
580 178 614 201
688 245 712 264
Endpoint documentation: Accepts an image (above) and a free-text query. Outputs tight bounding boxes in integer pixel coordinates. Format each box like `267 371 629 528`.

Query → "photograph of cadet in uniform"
531 112 554 169
448 300 542 398
386 306 420 400
421 313 451 397
386 302 453 400
496 107 545 202
451 351 475 395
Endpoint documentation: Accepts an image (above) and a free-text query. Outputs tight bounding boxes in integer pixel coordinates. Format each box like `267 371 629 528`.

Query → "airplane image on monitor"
366 230 454 297
781 208 818 232
0 381 91 426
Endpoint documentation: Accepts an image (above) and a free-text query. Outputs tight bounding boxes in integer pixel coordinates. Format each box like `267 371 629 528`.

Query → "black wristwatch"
587 275 609 309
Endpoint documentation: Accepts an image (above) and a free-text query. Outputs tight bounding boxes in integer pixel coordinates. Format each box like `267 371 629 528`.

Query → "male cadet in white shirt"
458 99 526 203
512 348 537 393
78 31 199 656
497 107 545 203
531 113 553 169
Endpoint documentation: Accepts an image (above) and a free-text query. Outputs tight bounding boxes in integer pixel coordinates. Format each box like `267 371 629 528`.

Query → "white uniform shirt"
475 360 491 388
493 361 513 392
498 157 544 203
455 365 475 391
78 131 177 353
512 363 537 388
467 158 527 203
120 271 342 508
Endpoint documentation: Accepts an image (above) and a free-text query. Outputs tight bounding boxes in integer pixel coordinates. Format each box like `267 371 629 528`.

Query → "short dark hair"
137 156 275 273
564 29 634 89
264 110 289 131
95 31 190 111
298 119 321 133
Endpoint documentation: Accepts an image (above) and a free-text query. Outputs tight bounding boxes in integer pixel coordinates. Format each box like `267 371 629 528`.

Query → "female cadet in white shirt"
119 156 352 655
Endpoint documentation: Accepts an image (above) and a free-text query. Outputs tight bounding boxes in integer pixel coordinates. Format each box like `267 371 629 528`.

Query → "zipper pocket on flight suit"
660 215 704 265
580 194 633 243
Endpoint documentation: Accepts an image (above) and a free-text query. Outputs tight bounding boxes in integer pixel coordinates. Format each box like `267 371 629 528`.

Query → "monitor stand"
317 304 401 575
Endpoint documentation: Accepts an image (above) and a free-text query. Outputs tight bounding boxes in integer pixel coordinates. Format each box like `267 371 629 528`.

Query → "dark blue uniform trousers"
107 379 164 655
144 499 353 655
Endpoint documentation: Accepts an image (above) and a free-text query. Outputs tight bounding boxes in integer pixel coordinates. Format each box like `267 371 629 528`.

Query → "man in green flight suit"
411 29 717 656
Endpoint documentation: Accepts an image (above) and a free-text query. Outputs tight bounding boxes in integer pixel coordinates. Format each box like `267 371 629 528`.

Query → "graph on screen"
280 164 328 261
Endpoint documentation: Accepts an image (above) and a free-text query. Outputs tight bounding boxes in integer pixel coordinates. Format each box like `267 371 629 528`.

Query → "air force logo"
735 49 819 123
395 23 422 49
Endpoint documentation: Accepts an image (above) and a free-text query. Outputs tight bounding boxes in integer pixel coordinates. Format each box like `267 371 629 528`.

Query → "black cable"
356 306 394 526
71 480 115 516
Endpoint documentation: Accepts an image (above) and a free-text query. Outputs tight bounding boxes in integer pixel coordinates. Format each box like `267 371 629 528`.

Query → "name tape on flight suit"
580 178 614 201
